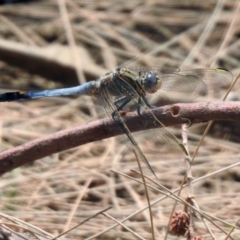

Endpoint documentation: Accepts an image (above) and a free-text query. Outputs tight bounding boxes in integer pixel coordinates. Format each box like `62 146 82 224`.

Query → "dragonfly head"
142 71 162 93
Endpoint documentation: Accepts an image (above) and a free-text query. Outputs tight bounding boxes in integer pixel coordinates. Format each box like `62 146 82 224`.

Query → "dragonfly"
0 67 233 178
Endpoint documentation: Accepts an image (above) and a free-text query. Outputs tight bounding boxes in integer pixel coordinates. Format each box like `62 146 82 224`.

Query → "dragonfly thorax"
141 71 162 93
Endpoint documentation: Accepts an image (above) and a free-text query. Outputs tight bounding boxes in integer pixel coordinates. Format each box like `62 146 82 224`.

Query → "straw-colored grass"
1 0 240 239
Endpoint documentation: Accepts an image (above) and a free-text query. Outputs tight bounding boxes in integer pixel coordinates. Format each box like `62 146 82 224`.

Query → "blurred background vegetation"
0 0 240 239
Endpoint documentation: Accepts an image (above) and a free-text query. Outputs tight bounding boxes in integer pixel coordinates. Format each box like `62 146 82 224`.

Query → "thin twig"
132 149 155 240
51 206 112 240
101 212 146 240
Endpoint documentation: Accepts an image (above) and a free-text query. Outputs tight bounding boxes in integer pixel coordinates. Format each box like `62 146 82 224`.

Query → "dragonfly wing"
152 68 233 104
137 102 187 160
149 73 206 105
132 127 187 171
97 81 158 178
160 73 207 94
176 68 233 89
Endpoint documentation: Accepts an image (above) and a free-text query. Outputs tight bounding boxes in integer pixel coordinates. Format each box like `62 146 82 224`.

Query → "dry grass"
0 0 240 239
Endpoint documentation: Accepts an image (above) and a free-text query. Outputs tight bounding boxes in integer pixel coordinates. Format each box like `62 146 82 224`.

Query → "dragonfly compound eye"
143 71 162 93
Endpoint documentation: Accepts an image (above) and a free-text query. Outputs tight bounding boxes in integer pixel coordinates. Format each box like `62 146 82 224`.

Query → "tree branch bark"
0 101 239 175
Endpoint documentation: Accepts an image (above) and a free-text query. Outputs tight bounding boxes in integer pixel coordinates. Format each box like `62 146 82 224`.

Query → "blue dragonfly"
0 67 233 178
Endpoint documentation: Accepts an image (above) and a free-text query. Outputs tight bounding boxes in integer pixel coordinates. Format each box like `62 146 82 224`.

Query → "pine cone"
169 210 190 236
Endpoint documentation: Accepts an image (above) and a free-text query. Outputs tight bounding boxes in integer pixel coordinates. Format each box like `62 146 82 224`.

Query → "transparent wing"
97 78 159 178
149 68 233 105
136 98 187 167
98 75 187 178
177 68 233 89
159 68 233 95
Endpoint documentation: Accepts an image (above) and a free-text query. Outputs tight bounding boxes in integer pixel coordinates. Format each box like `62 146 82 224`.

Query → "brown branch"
0 101 239 175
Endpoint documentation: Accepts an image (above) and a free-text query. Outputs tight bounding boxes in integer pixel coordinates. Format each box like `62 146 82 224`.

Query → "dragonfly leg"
112 97 132 128
137 96 155 117
114 96 132 111
142 95 154 108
